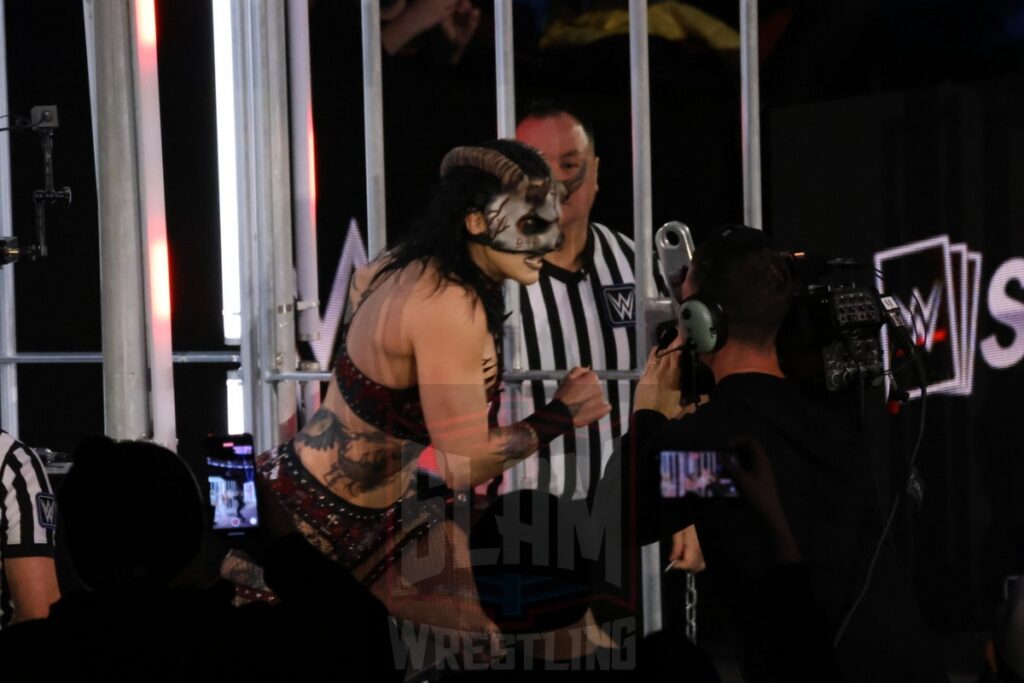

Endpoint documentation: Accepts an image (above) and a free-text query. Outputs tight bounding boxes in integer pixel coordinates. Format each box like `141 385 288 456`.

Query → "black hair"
691 224 794 346
375 139 552 335
518 98 598 155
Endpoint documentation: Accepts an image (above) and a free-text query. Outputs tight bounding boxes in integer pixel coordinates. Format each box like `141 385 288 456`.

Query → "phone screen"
206 434 259 532
659 450 738 498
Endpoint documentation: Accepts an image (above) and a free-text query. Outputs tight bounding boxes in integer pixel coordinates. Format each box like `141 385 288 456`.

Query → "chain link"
685 571 698 644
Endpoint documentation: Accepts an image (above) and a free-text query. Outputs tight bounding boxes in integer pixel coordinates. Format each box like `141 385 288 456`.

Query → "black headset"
678 224 773 354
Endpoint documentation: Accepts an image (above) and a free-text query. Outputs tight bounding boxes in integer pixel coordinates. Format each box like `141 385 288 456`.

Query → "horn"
439 146 526 189
523 177 553 204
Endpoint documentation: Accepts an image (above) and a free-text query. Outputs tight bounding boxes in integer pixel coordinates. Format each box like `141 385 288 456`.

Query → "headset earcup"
680 296 727 354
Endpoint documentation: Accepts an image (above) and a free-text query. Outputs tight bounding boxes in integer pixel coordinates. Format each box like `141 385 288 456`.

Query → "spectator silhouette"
0 437 399 681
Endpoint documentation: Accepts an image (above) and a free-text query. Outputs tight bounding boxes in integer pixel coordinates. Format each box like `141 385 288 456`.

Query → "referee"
0 429 60 627
503 103 641 506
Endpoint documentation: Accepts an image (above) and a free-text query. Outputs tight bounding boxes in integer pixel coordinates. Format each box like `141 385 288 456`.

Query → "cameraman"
625 225 946 682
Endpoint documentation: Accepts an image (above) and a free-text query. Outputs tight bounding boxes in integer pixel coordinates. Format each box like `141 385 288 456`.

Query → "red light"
418 446 439 474
915 328 948 346
151 238 172 321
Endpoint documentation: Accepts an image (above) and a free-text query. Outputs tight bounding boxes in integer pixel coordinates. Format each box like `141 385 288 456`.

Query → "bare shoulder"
348 260 386 310
403 262 487 334
352 259 390 290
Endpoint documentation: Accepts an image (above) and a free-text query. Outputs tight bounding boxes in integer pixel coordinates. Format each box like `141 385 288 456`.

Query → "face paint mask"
479 184 563 255
440 144 587 255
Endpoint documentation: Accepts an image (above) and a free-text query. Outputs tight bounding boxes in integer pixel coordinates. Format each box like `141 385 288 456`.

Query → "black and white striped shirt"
0 430 56 628
500 223 639 503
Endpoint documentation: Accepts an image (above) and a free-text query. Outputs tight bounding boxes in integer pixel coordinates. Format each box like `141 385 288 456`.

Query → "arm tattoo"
296 408 400 496
482 356 499 394
562 399 586 418
490 424 537 462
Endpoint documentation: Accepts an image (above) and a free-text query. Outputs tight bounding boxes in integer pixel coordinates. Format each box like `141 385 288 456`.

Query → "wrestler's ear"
465 211 488 235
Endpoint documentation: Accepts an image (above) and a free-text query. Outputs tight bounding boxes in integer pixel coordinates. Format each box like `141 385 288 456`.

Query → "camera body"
778 255 886 394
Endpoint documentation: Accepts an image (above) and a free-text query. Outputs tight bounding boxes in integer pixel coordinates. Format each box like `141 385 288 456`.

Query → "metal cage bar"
361 0 387 260
288 0 321 345
741 0 763 230
0 0 17 434
93 0 153 442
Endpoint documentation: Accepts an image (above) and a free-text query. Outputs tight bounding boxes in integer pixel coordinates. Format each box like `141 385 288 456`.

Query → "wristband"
523 399 574 446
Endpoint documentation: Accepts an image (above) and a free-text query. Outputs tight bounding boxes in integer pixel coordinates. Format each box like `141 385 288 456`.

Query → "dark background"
4 0 1023 643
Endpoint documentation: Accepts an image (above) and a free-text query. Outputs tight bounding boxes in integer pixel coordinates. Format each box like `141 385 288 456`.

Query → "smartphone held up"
205 434 260 534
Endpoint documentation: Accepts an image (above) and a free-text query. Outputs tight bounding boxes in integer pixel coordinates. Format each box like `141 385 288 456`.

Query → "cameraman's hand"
553 367 612 428
667 524 706 573
634 342 686 418
724 438 801 564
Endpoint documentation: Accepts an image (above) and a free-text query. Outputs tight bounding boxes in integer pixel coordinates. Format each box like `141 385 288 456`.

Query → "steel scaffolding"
0 0 763 639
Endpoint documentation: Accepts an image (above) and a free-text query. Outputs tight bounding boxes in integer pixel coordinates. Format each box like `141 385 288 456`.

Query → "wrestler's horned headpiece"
440 143 585 255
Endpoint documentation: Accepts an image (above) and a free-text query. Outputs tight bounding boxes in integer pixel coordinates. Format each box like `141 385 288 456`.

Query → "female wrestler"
257 140 610 639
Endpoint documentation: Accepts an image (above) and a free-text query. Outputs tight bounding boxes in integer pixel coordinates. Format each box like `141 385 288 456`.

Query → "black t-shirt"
644 373 877 612
598 372 947 682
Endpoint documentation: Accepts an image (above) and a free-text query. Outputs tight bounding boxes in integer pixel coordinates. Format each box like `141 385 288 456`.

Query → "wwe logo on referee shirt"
36 493 57 529
602 285 636 327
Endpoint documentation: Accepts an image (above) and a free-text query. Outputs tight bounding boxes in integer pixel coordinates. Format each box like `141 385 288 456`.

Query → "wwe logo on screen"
893 284 943 354
602 285 636 326
874 235 983 398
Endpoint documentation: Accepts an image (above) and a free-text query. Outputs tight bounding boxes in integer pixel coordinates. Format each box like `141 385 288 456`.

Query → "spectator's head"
471 490 594 635
516 101 599 232
381 139 562 333
59 437 206 590
681 224 794 352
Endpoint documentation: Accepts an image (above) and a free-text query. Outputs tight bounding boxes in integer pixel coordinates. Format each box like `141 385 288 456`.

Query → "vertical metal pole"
0 0 16 434
629 0 656 356
494 0 516 139
495 0 522 491
94 0 151 441
229 1 272 450
361 0 386 258
287 0 320 346
131 0 177 449
226 0 298 451
82 1 98 177
495 0 520 371
740 0 762 230
629 0 662 636
266 1 298 442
